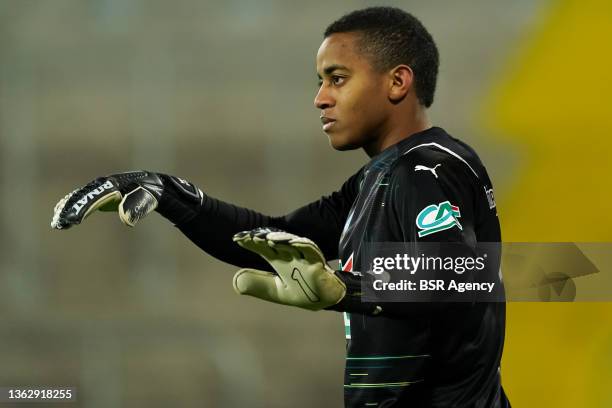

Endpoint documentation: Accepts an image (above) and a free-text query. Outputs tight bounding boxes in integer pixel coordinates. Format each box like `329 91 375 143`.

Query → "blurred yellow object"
480 0 612 406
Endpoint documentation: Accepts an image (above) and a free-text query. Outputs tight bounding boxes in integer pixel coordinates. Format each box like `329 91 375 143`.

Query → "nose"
314 84 334 110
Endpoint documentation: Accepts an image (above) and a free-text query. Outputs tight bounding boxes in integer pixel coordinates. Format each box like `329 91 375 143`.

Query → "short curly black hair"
324 7 439 108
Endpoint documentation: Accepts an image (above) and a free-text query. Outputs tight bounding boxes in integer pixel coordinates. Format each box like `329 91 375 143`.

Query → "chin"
328 132 361 151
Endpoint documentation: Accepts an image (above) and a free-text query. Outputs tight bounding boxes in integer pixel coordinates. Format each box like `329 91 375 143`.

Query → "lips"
320 116 336 131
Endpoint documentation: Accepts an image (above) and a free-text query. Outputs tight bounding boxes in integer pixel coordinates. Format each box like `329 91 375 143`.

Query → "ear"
388 65 414 103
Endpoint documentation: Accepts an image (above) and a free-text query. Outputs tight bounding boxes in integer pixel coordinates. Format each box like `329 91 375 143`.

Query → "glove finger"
51 178 121 230
265 230 301 243
118 186 158 227
289 239 327 265
233 230 280 261
267 241 303 262
233 227 283 241
268 233 324 264
51 189 79 229
263 230 303 258
250 229 307 269
252 232 301 268
233 268 283 303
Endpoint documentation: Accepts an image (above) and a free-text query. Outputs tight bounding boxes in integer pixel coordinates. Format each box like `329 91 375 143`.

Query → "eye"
331 75 345 86
316 75 346 88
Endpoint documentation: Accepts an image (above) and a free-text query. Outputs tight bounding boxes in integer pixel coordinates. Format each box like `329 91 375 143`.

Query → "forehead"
316 32 370 72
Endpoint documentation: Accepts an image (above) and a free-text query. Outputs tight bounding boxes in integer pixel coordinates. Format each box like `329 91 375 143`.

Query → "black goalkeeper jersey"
333 127 508 407
177 126 510 408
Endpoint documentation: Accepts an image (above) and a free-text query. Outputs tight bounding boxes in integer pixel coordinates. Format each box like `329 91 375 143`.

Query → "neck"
363 107 431 158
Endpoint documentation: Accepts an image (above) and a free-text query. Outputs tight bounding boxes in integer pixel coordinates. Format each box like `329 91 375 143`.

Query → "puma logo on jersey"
72 180 115 214
415 164 442 178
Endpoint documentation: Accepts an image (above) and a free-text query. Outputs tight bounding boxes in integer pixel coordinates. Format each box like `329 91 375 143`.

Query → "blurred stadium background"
1 0 611 407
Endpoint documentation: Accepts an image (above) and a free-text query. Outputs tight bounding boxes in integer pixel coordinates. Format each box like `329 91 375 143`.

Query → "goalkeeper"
51 7 510 408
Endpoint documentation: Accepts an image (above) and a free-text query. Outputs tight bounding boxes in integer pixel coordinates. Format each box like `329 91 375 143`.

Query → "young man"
51 7 510 407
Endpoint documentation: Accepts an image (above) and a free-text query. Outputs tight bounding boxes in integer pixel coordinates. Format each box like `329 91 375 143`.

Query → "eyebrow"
318 64 350 77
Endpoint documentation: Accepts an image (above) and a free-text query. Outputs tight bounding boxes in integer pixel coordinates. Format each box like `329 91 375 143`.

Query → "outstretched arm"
174 169 362 270
51 169 362 272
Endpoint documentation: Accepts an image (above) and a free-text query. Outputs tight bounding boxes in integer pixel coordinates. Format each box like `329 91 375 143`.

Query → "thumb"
233 268 282 303
118 186 158 227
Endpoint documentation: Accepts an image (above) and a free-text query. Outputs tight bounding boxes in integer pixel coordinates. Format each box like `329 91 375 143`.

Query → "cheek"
348 85 387 126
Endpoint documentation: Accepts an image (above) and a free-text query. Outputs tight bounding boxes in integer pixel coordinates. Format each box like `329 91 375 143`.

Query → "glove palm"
233 228 346 311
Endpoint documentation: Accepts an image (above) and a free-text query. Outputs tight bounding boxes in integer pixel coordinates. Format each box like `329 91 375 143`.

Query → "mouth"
320 117 336 131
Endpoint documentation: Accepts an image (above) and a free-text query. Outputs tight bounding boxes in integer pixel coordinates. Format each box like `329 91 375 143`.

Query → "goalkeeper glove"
232 228 346 311
51 171 203 229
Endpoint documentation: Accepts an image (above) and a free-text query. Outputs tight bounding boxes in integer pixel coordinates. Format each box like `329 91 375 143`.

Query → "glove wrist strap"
156 174 204 225
325 271 382 316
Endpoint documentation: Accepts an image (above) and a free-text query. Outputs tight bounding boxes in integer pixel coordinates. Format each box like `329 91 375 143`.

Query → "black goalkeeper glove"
51 171 203 230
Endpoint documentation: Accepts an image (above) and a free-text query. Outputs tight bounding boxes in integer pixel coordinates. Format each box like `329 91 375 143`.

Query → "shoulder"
390 135 484 183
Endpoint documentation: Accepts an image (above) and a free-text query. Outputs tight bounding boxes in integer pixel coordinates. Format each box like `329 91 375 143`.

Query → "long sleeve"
174 169 362 271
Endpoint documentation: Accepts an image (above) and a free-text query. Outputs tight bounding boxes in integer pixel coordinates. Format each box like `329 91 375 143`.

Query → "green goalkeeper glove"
51 171 203 229
232 228 346 311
